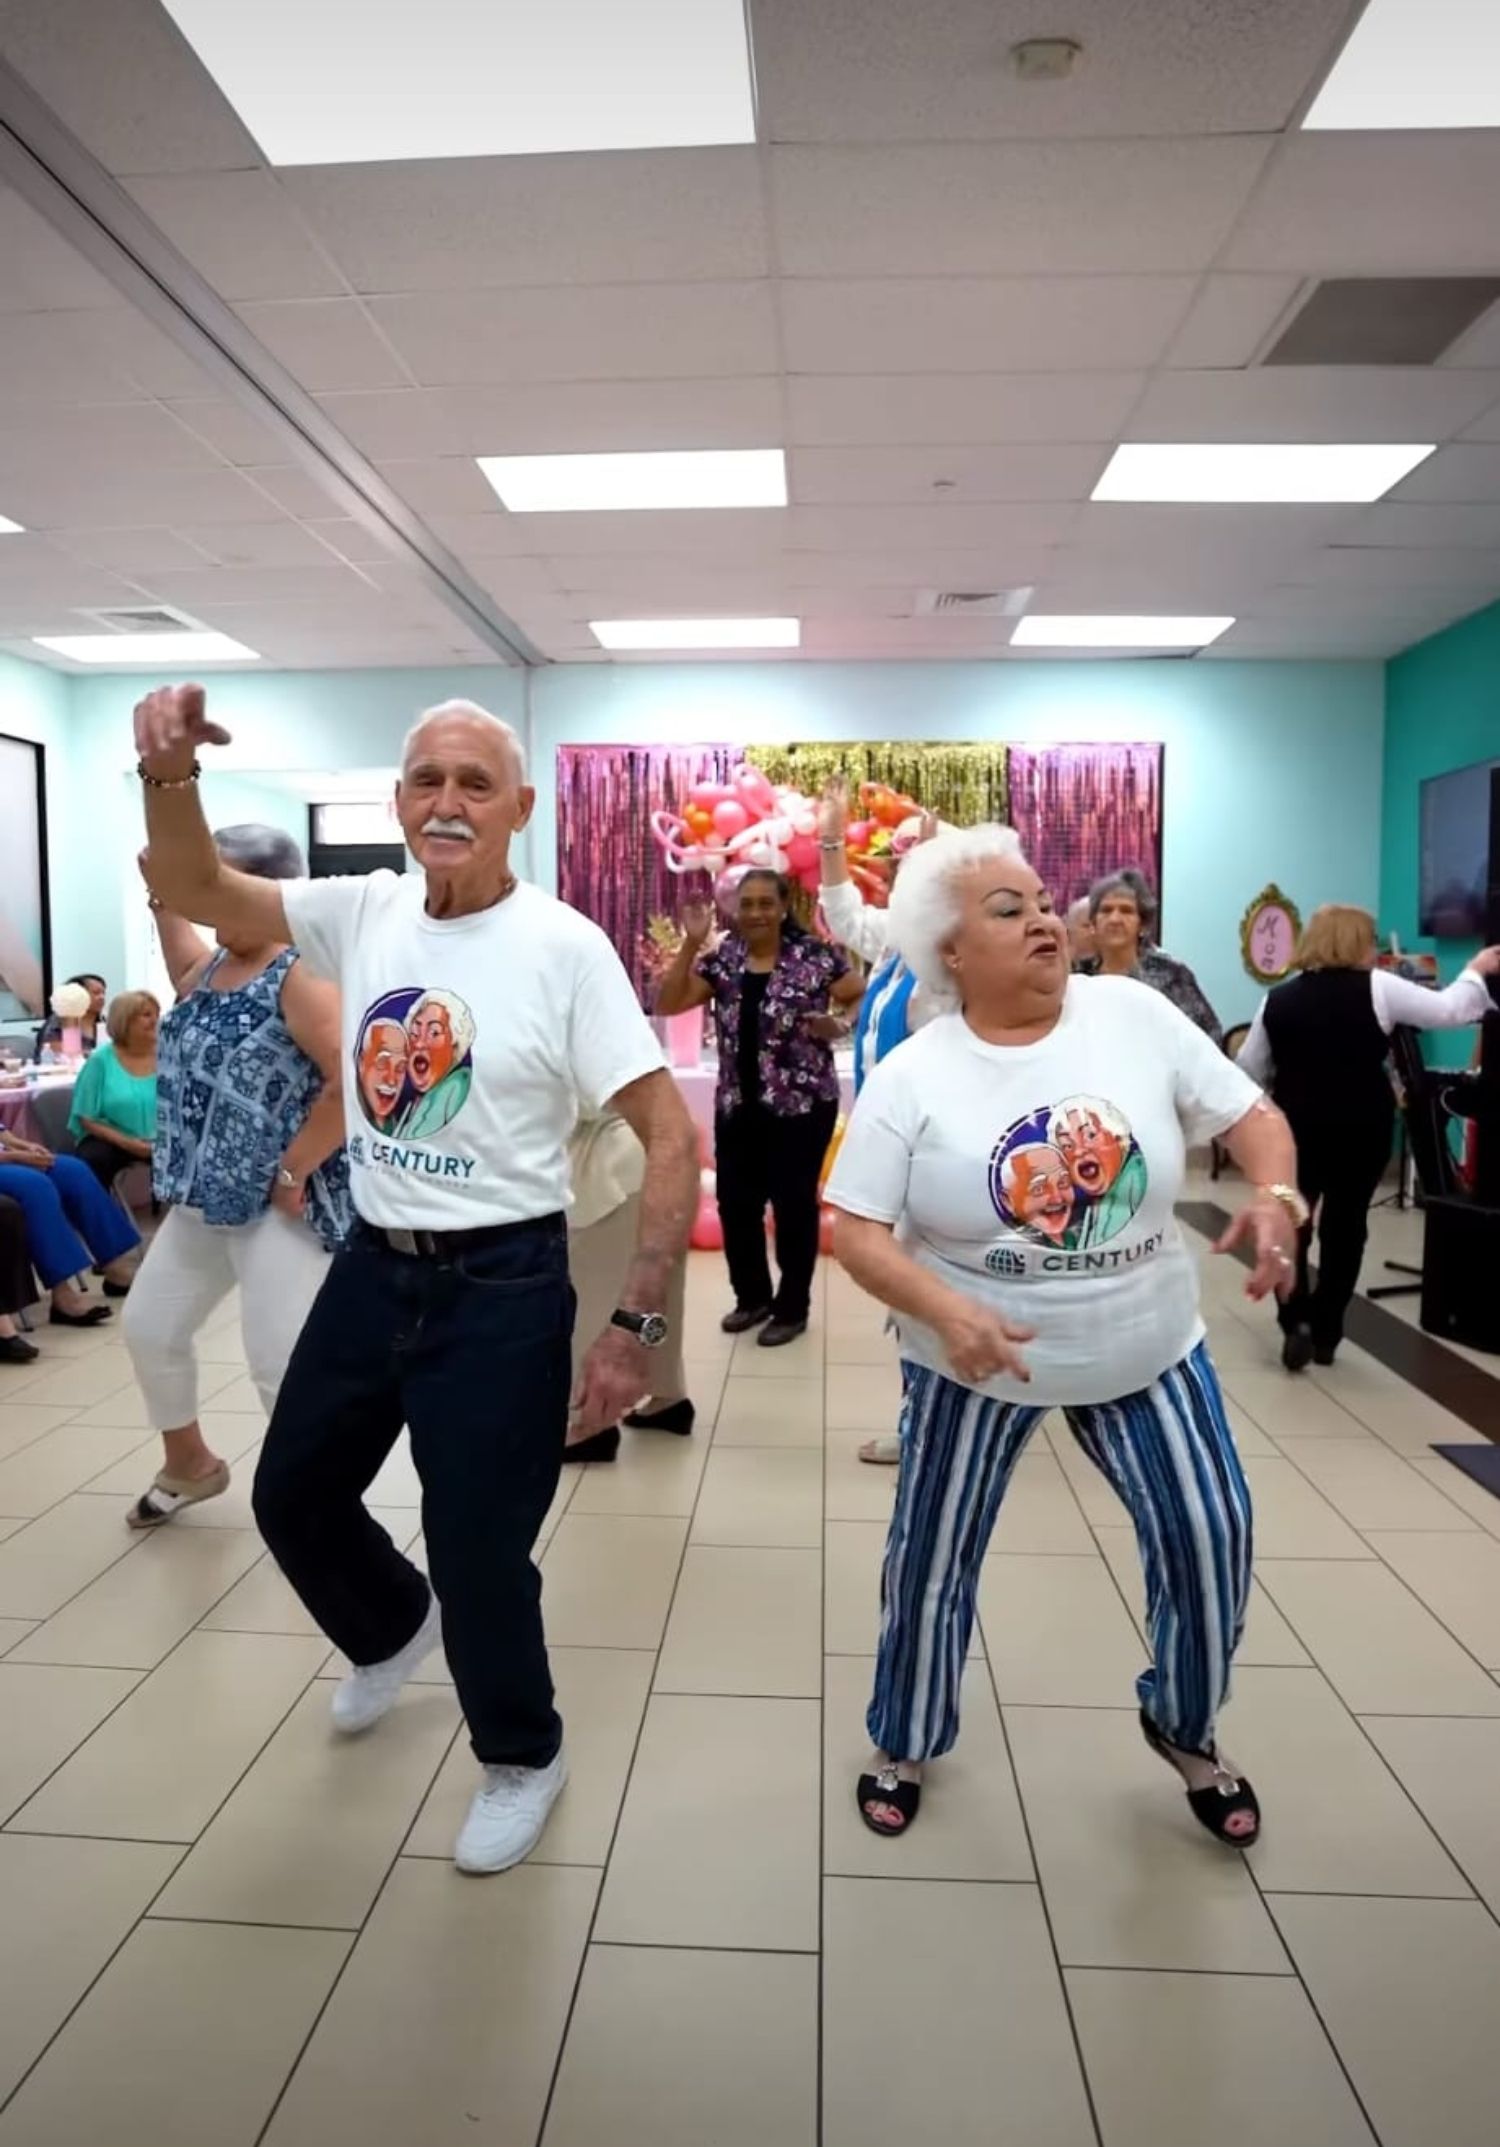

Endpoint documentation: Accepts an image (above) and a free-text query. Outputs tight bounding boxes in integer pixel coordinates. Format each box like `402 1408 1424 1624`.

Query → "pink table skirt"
672 1059 856 1155
0 1078 75 1147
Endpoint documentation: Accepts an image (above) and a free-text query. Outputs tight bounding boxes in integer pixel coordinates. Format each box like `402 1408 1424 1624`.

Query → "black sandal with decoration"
856 1762 922 1838
1139 1708 1261 1847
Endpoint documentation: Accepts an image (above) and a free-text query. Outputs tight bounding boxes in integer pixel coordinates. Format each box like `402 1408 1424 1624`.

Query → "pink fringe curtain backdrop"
556 740 1163 998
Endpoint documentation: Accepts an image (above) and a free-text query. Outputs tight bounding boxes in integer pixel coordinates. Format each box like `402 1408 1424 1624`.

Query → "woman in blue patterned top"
123 824 350 1528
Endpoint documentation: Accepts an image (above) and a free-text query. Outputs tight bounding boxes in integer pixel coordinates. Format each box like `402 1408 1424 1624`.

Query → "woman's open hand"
1215 1194 1298 1301
819 775 850 845
937 1296 1035 1385
680 897 714 949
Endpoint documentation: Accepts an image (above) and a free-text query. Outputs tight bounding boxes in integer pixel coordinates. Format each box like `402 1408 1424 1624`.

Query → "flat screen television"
1419 757 1500 939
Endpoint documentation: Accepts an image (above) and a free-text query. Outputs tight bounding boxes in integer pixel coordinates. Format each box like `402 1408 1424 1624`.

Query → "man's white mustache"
421 816 475 841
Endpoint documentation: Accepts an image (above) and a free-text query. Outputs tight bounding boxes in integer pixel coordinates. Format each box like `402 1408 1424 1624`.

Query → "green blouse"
67 1043 157 1145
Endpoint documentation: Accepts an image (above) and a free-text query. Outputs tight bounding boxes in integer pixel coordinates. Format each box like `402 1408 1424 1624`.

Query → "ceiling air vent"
1264 278 1500 367
914 587 1033 619
82 605 198 633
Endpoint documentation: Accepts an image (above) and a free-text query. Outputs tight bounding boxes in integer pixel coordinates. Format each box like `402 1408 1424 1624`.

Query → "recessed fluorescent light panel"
1092 443 1434 504
590 618 801 652
33 632 260 665
161 0 756 163
0 514 23 535
1304 0 1500 129
480 450 787 515
1012 616 1234 649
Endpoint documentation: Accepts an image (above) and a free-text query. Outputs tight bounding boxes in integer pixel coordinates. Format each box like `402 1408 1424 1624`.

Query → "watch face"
638 1313 669 1349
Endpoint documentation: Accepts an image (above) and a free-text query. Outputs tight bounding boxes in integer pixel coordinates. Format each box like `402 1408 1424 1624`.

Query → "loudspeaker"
1420 1195 1500 1352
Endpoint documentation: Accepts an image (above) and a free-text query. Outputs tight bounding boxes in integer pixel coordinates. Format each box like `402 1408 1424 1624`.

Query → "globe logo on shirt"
354 986 476 1143
989 1094 1147 1252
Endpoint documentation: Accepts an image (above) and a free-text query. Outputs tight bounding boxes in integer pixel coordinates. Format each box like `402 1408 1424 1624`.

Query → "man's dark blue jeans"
253 1215 574 1768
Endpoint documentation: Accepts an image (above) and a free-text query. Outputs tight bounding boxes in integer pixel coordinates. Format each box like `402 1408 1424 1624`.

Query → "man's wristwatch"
1258 1182 1310 1229
611 1309 669 1349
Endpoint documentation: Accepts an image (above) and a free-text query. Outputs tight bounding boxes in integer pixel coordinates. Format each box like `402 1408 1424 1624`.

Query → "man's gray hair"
401 699 526 782
1088 870 1158 931
213 823 307 881
886 823 1030 1014
408 988 477 1061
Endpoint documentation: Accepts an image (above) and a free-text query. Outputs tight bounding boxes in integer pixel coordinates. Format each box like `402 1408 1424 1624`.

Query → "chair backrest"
25 1083 77 1155
1388 1026 1456 1200
1222 1021 1252 1065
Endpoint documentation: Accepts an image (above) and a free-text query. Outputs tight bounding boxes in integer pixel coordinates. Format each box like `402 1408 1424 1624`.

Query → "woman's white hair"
886 823 1029 1012
408 988 477 1061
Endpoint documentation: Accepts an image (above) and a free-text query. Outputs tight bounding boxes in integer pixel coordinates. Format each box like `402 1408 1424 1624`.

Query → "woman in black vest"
1238 906 1498 1369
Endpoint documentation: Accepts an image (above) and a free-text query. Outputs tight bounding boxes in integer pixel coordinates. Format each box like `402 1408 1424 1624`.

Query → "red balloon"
712 799 751 840
690 1190 724 1252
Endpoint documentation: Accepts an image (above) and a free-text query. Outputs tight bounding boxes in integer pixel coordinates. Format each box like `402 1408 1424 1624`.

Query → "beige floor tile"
0 1834 181 2103
74 1412 267 1494
825 1879 1092 2147
0 1517 28 1544
825 1360 905 1431
824 1440 900 1522
0 1494 140 1621
1093 1528 1310 1668
544 1942 818 2147
0 1403 81 1462
12 1629 329 1841
1364 1530 1500 1667
1217 1364 1370 1442
980 1554 1145 1706
1256 1559 1500 1715
1285 1439 1480 1534
827 1319 897 1367
0 1614 33 1648
1221 1396 1278 1457
201 1371 274 1412
730 1326 825 1378
1005 1706 1289 1972
0 1917 350 2147
9 1525 267 1669
153 1680 460 1928
713 1376 825 1446
1219 1666 1469 1895
69 1380 246 1430
1 1353 140 1413
1409 1455 1500 1540
1239 1455 1372 1558
0 1423 151 1517
988 1450 1096 1556
539 1513 687 1649
201 1511 413 1639
596 1693 819 1950
0 1661 140 1823
1325 1372 1481 1456
566 1427 708 1515
406 1646 654 1865
656 1546 822 1696
1271 1895 1500 2147
690 1445 823 1548
1067 1966 1375 2147
822 1654 1033 1881
1361 1715 1500 1916
263 1858 598 2147
365 1432 421 1507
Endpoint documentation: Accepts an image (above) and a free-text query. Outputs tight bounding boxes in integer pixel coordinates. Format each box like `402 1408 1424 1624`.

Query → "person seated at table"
0 1194 40 1365
0 1125 140 1324
33 973 107 1060
68 991 159 1193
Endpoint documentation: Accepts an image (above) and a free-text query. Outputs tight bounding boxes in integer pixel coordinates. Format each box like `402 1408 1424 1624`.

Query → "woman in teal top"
69 990 160 1193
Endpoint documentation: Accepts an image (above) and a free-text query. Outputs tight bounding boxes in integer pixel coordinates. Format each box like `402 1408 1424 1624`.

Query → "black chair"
1367 1026 1457 1302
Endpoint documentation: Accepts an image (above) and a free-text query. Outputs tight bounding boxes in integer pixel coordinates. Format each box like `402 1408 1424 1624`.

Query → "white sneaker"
454 1748 568 1875
330 1593 443 1735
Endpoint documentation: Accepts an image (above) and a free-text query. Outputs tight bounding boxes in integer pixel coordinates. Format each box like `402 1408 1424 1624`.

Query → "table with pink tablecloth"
671 1057 856 1151
0 1075 75 1146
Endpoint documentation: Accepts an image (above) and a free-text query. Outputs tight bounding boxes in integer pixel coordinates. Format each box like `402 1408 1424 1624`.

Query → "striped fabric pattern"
852 951 920 1093
868 1341 1252 1762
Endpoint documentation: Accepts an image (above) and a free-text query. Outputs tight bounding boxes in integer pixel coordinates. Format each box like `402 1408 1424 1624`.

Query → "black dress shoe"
623 1399 696 1436
758 1318 808 1349
1312 1340 1338 1367
564 1425 621 1465
721 1304 772 1335
50 1303 113 1329
1280 1324 1313 1373
0 1333 40 1365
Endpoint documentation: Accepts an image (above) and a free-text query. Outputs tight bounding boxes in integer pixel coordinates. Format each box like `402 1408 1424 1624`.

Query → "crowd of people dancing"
3 681 1497 1870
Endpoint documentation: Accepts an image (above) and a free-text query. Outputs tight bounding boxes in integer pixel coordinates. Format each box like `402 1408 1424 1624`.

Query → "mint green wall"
1382 599 1500 1068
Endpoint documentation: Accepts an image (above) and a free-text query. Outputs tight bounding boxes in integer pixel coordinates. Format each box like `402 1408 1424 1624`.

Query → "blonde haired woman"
68 990 159 1193
1238 905 1499 1369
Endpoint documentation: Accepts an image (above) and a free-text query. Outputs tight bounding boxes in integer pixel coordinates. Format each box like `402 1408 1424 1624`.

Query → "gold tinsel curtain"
745 741 1009 827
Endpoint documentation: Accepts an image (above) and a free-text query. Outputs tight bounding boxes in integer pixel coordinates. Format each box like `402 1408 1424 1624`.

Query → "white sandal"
858 1435 901 1466
127 1461 231 1529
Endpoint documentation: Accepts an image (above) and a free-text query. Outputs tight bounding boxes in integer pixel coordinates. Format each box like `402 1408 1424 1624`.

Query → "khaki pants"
568 1191 688 1406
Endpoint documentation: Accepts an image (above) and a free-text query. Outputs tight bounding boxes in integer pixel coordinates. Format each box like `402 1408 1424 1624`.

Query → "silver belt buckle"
386 1227 419 1256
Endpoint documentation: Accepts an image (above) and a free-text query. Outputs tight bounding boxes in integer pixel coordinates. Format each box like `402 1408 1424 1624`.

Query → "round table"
0 1074 76 1147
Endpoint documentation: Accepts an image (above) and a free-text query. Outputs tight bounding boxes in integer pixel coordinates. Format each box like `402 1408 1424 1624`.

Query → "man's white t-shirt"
826 975 1260 1406
281 873 664 1231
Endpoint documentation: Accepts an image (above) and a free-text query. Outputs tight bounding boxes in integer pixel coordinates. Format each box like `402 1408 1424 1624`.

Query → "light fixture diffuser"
0 514 23 535
161 0 756 164
1304 0 1500 129
1011 616 1234 649
1092 443 1434 504
33 632 260 665
590 618 801 652
480 450 787 515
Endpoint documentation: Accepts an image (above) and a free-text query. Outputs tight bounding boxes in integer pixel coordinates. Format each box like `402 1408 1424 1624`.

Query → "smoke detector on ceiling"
915 587 1034 619
1009 37 1082 82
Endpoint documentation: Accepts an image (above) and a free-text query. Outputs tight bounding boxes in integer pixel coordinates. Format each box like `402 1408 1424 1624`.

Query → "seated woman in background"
658 869 864 1347
33 972 107 1059
68 990 159 1192
0 1124 140 1324
1238 906 1500 1370
0 1194 41 1365
1085 873 1223 1042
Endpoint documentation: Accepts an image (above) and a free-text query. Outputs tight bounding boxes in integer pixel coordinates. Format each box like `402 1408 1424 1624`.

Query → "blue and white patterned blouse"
153 948 351 1250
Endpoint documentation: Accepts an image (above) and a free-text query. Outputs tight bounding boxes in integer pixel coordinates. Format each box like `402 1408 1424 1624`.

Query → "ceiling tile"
126 173 347 301
1294 545 1500 591
284 152 768 291
0 463 295 529
789 443 1106 504
1124 366 1500 442
184 521 356 569
1066 501 1360 560
165 399 299 466
1442 302 1500 371
366 284 778 386
1204 617 1450 658
780 277 1195 374
242 466 350 518
301 518 395 565
48 527 214 575
788 500 1072 552
235 300 410 391
1225 135 1500 275
1390 443 1500 498
434 505 789 562
318 378 783 460
1253 582 1490 622
371 458 506 515
1458 396 1500 442
139 563 379 610
1164 275 1306 367
0 313 150 401
0 401 223 476
784 371 1144 446
770 138 1272 277
1341 501 1500 548
0 188 122 311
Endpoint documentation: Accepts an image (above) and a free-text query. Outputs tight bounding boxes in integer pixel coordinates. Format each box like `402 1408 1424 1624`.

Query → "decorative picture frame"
1239 883 1302 984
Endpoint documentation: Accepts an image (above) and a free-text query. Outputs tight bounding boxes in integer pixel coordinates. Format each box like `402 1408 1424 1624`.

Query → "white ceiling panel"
234 301 411 392
316 378 783 460
1205 617 1453 658
50 527 217 575
787 502 1074 553
0 314 154 402
1458 399 1500 443
283 153 768 292
752 0 1353 142
770 138 1272 278
541 553 791 597
165 399 300 466
0 401 223 476
0 189 122 312
439 507 791 562
1341 502 1500 549
784 372 1145 447
371 458 510 515
184 520 355 569
789 444 1108 505
1164 275 1306 368
780 278 1195 375
1391 445 1500 499
778 549 1044 592
1124 367 1500 444
1293 545 1500 591
1226 135 1500 275
239 466 358 518
1252 582 1489 623
126 173 347 302
365 284 778 388
137 563 379 609
1068 502 1361 560
1442 304 1500 372
0 463 296 529
303 518 404 566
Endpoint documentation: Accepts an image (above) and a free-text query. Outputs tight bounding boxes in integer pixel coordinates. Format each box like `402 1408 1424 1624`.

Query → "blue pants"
0 1156 141 1290
870 1342 1252 1762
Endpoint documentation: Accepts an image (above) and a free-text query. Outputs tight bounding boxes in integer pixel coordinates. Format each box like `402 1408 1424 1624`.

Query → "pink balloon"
712 799 750 840
690 1188 723 1252
733 764 777 819
688 781 734 812
785 831 818 873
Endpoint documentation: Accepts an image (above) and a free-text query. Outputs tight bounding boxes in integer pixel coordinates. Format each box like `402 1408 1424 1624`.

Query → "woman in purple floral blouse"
658 871 865 1346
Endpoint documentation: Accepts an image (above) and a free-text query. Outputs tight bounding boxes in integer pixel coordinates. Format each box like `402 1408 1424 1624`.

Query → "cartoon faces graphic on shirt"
990 1094 1146 1251
354 987 476 1141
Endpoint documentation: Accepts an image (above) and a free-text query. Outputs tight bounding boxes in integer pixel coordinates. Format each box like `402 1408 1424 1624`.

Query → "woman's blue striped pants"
868 1341 1252 1762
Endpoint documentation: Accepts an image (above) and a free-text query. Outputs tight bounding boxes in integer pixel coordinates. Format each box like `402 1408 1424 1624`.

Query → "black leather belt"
359 1214 563 1259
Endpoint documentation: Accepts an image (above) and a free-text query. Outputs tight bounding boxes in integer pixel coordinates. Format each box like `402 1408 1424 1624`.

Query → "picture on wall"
0 733 50 1023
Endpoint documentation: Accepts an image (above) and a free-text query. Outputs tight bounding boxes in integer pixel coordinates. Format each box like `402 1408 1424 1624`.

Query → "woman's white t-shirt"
826 975 1260 1406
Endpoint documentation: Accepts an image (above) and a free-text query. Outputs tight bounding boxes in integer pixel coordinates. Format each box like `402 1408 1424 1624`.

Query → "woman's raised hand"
680 896 715 948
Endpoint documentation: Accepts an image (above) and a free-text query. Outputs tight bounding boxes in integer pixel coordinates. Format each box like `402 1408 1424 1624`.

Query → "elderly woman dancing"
825 826 1303 1847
